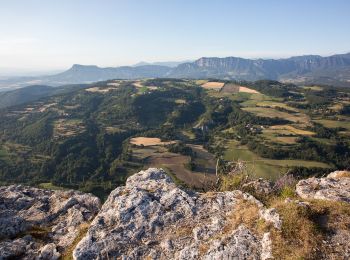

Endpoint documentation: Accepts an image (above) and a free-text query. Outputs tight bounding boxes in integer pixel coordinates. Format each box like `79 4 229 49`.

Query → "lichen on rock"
296 170 350 203
0 185 101 259
73 168 279 260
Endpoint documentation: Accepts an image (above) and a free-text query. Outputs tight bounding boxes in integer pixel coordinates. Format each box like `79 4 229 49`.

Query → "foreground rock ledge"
73 168 280 260
0 185 101 259
296 170 350 203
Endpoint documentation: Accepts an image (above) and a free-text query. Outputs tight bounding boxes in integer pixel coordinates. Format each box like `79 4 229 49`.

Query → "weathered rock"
0 185 101 259
296 171 350 203
38 243 60 260
242 178 274 196
328 170 350 179
73 168 280 260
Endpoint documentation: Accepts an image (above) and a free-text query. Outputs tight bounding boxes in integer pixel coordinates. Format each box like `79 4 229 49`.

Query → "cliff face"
2 53 350 90
1 168 350 259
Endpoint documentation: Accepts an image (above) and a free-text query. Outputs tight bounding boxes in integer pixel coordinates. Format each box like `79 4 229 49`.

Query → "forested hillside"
0 78 349 198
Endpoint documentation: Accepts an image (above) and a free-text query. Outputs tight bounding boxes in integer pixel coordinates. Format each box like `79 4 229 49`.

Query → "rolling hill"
0 84 88 109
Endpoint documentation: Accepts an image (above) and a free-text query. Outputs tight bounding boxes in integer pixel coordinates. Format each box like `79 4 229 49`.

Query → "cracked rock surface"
296 171 350 203
0 185 101 259
73 168 279 260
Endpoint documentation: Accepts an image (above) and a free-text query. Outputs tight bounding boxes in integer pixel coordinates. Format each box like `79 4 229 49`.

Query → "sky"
0 0 349 74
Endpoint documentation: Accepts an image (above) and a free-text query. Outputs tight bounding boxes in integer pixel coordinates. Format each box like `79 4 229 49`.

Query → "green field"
302 85 323 91
181 130 196 139
38 182 67 190
314 119 350 130
261 125 315 144
0 148 8 160
254 101 299 112
223 140 331 180
242 107 310 124
239 93 282 105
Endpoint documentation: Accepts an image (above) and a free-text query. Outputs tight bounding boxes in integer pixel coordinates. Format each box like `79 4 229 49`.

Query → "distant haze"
1 52 350 90
0 0 349 71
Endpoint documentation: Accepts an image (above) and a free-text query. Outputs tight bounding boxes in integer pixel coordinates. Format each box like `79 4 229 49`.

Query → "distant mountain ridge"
133 60 192 67
1 53 350 89
170 53 350 85
48 64 171 82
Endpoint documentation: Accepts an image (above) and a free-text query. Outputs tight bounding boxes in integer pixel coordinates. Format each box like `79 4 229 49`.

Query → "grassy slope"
223 140 331 180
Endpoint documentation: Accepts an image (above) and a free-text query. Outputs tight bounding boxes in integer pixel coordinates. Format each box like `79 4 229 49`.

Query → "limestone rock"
73 168 279 260
327 170 350 179
0 185 101 259
242 178 274 196
296 172 350 203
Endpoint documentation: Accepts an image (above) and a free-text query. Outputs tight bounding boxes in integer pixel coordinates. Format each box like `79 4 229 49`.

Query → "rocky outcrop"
3 168 350 259
0 185 101 259
73 168 280 260
296 170 350 203
242 178 274 196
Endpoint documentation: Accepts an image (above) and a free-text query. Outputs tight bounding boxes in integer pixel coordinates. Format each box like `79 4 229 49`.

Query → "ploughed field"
0 78 349 197
129 137 216 189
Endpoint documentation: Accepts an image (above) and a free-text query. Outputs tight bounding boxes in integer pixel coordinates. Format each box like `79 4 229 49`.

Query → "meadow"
223 140 331 180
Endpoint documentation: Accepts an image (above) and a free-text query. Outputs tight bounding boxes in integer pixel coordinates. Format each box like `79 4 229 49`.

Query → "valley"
0 78 349 198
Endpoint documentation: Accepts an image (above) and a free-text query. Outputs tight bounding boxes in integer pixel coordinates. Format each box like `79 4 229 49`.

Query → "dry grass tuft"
223 200 269 236
270 199 320 259
269 198 350 259
219 174 247 191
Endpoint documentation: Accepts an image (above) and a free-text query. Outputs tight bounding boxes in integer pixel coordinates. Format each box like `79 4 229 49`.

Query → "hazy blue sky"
0 0 349 72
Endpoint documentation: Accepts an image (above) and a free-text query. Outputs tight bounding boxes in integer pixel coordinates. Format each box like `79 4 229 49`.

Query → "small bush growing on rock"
279 186 296 199
273 174 297 192
219 173 248 191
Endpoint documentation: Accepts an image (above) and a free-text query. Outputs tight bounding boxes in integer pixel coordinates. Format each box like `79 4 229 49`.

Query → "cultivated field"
302 85 323 91
239 86 259 94
147 152 216 189
254 101 299 112
220 83 260 94
130 137 176 146
314 119 350 130
129 141 216 189
133 81 144 88
242 107 310 124
220 83 240 93
85 87 117 93
267 125 315 136
201 81 225 90
53 119 85 139
175 99 187 104
0 142 50 164
188 144 216 174
223 140 331 180
133 81 158 94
